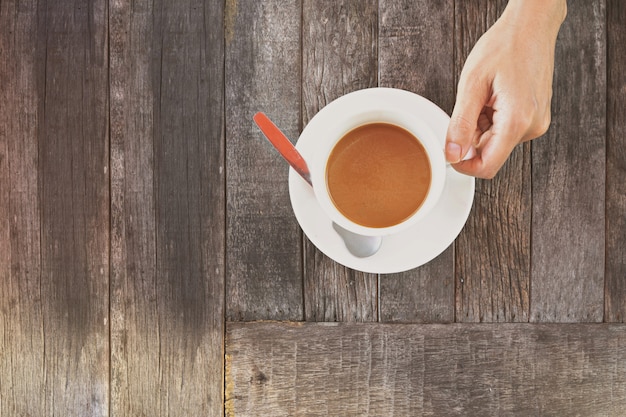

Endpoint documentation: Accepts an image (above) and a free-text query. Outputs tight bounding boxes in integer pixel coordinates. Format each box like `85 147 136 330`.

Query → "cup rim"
305 91 447 237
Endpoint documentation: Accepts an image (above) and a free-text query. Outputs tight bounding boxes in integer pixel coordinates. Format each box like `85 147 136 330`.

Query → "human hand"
445 0 567 179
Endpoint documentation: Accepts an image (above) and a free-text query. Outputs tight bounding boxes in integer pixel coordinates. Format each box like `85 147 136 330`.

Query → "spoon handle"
254 112 312 186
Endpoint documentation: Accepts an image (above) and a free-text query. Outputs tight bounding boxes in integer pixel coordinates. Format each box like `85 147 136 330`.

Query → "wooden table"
1 0 625 415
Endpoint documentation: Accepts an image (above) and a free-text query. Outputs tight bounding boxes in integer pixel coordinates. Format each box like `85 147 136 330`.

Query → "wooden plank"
109 1 161 415
531 0 606 322
110 0 225 415
378 0 455 323
37 0 110 414
301 0 378 322
0 1 45 415
226 322 626 416
225 0 303 321
379 0 455 112
605 0 626 323
453 0 531 323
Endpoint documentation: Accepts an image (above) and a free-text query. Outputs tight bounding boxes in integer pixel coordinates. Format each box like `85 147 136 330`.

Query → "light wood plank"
110 0 225 415
453 0 531 323
225 0 304 321
302 0 379 322
226 321 626 416
531 0 606 322
110 1 160 414
605 0 626 323
39 0 110 413
0 1 45 415
378 0 455 323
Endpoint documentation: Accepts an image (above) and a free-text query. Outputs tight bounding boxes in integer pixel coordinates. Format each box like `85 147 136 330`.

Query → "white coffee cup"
303 88 447 237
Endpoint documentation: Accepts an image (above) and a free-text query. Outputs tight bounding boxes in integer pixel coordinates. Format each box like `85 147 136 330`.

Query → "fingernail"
446 142 462 163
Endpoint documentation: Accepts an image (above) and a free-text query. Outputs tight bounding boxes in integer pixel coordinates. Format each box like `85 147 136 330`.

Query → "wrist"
501 0 567 38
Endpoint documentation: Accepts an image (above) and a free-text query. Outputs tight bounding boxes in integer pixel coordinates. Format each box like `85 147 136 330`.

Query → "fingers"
450 130 518 179
450 107 525 179
445 77 490 164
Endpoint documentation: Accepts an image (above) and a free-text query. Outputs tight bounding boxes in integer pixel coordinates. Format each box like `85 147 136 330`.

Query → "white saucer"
289 88 475 274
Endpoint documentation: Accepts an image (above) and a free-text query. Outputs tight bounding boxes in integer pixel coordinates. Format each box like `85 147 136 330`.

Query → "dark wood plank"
453 0 531 323
110 0 225 415
379 0 455 112
225 0 304 321
531 0 606 322
0 1 45 415
226 322 626 416
605 0 626 323
302 0 378 322
378 0 455 323
38 0 110 413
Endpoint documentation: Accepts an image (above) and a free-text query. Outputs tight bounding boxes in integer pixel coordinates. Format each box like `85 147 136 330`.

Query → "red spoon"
253 111 382 258
253 112 312 186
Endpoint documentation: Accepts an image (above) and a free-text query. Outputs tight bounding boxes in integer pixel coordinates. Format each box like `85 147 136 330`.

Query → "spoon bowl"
332 223 382 258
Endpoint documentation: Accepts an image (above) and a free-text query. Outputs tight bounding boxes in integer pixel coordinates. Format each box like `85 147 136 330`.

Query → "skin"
445 0 568 179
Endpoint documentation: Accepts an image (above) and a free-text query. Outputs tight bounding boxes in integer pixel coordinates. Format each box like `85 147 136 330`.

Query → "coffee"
326 122 431 228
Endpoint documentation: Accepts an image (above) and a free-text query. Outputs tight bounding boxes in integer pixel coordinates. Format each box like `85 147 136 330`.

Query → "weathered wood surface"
225 0 304 321
1 0 625 416
1 0 110 415
302 0 379 322
531 0 606 323
222 0 620 326
109 0 225 416
226 322 626 417
0 2 45 416
453 0 531 323
378 0 457 323
605 0 626 323
40 0 111 411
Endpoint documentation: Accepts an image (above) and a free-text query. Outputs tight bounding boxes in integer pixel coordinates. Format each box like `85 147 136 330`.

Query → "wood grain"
453 0 531 323
110 0 225 415
605 0 626 323
377 0 455 323
226 321 626 417
1 1 625 415
0 1 46 415
38 0 110 414
109 2 160 414
530 0 606 322
379 0 455 113
301 0 379 322
225 0 304 321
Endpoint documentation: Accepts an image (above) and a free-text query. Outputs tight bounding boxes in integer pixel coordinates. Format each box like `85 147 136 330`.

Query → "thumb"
445 78 489 163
